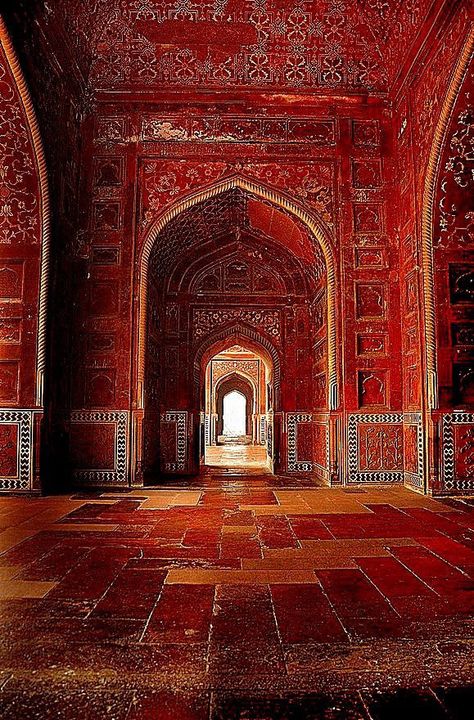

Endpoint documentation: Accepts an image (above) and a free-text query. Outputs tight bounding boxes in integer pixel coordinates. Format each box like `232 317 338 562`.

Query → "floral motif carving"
0 55 40 245
89 1 388 92
140 160 334 231
436 105 474 250
193 309 281 342
359 425 403 472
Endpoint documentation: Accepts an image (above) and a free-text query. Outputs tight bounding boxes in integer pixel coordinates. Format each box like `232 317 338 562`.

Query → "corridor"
204 445 269 473
0 483 473 718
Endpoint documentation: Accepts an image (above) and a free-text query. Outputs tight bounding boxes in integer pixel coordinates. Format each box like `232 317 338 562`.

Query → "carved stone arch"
0 19 50 406
193 322 281 409
214 372 256 438
214 369 258 404
0 20 50 492
421 29 474 410
137 175 337 409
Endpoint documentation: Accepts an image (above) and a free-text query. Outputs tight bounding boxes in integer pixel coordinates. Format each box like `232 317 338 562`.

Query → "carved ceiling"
149 188 326 292
14 0 442 95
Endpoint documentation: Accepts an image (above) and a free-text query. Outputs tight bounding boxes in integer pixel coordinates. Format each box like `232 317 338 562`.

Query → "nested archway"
216 374 254 439
137 176 338 410
139 177 336 477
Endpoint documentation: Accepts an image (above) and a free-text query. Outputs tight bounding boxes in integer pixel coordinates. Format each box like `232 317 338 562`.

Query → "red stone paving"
0 482 473 717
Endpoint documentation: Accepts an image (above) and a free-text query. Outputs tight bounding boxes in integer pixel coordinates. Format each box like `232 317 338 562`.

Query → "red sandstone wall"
393 1 473 493
58 97 406 484
1 1 472 491
0 26 45 491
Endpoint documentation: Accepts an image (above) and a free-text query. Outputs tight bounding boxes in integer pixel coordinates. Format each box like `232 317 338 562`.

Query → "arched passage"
136 176 338 408
138 180 335 479
215 373 256 439
0 20 50 492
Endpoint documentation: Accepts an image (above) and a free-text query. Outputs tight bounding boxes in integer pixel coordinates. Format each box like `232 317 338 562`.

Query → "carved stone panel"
353 204 384 233
358 370 387 408
0 262 24 301
355 284 386 319
352 120 380 147
69 411 128 485
0 361 19 404
449 264 474 304
352 160 382 188
441 413 474 492
348 414 403 483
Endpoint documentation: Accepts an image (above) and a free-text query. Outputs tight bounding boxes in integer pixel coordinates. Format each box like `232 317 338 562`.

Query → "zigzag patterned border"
287 412 314 472
0 410 33 491
442 411 474 492
161 410 187 472
70 411 128 485
348 413 403 483
403 412 424 490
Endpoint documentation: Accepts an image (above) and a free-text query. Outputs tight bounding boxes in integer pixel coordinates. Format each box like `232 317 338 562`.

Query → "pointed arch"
0 18 50 406
421 28 474 410
193 322 280 408
137 175 338 409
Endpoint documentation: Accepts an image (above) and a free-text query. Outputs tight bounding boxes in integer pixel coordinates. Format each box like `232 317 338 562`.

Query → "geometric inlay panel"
441 412 474 492
0 409 33 491
348 413 403 483
287 412 314 473
69 411 128 485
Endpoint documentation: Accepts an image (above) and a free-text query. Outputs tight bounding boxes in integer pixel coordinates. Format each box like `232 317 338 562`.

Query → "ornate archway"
0 20 50 492
420 30 474 410
136 176 338 410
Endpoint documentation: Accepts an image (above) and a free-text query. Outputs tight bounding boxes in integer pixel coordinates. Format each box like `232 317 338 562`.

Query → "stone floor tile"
91 567 167 620
144 583 215 643
166 569 318 584
0 580 57 599
271 584 348 644
126 690 210 719
361 688 449 719
211 691 369 719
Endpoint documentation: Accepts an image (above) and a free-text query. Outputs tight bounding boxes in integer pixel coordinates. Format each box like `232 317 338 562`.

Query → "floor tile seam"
314 574 352 643
420 533 474 576
386 548 442 597
14 542 93 584
136 574 169 643
0 535 64 572
267 583 289 677
57 547 111 618
207 584 218 673
87 555 164 618
355 565 403 619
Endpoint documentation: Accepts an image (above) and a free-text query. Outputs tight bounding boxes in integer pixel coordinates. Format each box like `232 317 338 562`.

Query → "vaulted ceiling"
9 0 446 96
150 189 326 292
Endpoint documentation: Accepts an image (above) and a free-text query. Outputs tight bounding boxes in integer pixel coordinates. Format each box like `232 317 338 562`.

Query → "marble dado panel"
348 413 404 483
0 409 36 491
287 412 314 473
441 412 474 493
403 413 424 491
69 411 128 485
286 413 329 478
160 411 188 473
